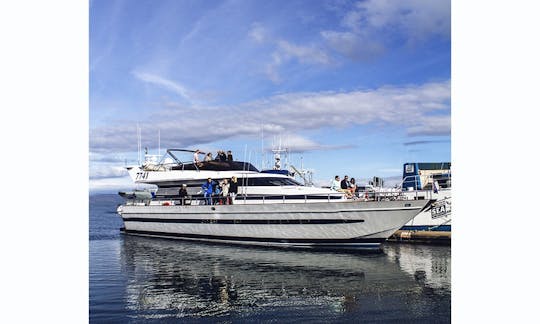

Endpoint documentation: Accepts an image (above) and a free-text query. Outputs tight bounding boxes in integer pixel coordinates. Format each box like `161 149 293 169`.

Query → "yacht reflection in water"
120 236 450 321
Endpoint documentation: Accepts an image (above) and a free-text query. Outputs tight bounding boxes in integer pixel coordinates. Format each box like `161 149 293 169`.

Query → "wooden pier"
388 230 451 245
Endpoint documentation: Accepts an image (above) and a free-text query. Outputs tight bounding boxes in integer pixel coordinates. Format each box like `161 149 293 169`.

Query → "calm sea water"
90 194 451 323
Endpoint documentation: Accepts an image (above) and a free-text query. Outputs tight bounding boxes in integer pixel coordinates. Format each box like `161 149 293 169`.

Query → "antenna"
271 135 289 171
261 124 265 170
137 123 141 166
285 147 288 170
242 144 248 195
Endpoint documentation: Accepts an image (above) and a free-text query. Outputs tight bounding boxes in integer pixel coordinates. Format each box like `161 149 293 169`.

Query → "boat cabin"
402 162 451 191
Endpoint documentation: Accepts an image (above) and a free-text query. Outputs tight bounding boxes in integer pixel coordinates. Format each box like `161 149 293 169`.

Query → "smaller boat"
400 162 451 230
390 162 451 244
355 163 451 231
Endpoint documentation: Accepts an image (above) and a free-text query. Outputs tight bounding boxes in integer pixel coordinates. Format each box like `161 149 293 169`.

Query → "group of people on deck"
330 175 359 199
178 176 239 205
201 176 239 205
193 149 234 163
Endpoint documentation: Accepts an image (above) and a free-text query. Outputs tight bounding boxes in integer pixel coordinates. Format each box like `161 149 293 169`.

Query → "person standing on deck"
220 179 230 204
193 149 203 163
202 178 214 205
229 176 238 204
178 184 188 205
226 150 233 161
213 183 221 204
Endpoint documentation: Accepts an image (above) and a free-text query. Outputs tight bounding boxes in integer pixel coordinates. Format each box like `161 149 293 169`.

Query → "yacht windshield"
243 177 302 186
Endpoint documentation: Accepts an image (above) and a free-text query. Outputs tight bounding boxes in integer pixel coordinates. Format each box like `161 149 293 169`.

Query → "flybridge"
140 149 259 172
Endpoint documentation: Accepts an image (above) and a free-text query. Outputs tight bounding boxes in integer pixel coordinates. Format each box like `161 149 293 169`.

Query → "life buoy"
162 202 170 206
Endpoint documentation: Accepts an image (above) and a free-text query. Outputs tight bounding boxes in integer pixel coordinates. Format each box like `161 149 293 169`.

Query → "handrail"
144 149 203 172
121 189 443 206
123 193 352 206
399 173 451 191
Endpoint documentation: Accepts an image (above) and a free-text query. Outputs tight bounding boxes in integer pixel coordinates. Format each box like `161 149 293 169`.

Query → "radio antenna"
137 123 141 165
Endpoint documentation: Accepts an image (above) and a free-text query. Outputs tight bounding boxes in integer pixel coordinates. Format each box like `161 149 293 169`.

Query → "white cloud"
322 0 450 60
90 80 450 154
89 163 139 193
276 40 330 65
89 176 148 193
248 23 332 83
349 0 451 38
132 71 191 101
406 115 451 136
403 139 450 146
265 52 283 83
89 80 450 190
378 168 402 174
248 23 266 43
268 134 354 153
90 165 128 179
321 31 385 61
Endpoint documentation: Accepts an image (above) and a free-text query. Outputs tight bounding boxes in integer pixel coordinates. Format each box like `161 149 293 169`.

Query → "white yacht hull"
117 200 431 250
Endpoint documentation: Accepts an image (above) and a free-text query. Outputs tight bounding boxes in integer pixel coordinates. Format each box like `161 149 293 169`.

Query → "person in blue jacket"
202 178 214 205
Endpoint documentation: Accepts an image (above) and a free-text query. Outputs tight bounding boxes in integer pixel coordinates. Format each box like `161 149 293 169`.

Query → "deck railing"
400 173 451 191
121 189 438 206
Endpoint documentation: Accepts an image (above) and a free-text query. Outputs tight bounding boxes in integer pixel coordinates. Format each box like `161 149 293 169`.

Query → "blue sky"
90 0 451 192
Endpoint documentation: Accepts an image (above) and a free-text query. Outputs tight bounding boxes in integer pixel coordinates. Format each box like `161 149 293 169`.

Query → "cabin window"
405 164 414 173
242 177 302 186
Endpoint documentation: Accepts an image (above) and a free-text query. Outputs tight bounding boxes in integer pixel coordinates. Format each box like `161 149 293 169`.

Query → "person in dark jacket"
340 175 350 190
217 150 227 162
178 184 188 205
340 175 353 198
226 150 233 161
229 176 239 204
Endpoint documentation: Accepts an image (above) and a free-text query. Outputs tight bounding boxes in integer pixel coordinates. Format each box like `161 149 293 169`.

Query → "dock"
388 230 451 245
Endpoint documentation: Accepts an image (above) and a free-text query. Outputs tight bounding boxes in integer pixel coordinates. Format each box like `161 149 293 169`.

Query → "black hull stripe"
123 218 364 224
240 195 343 200
154 195 344 200
122 229 386 244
